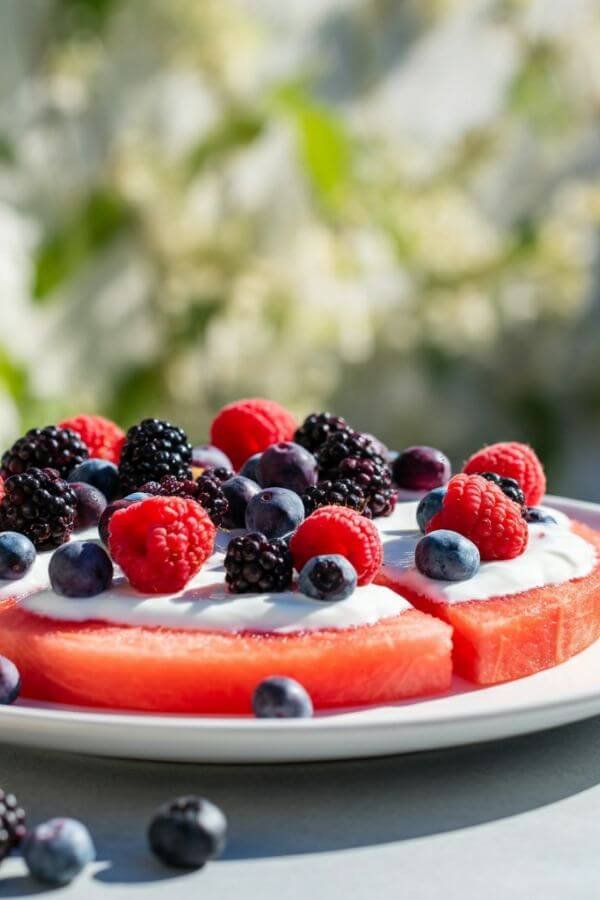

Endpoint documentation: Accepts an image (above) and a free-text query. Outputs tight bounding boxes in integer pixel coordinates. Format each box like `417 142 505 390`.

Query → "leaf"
185 112 265 178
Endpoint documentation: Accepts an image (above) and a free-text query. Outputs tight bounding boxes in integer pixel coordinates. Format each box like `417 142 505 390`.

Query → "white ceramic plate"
1 495 599 764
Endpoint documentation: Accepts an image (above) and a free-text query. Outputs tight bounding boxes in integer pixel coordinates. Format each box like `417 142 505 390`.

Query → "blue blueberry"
298 554 357 602
416 487 447 533
245 488 304 539
99 498 135 546
124 491 152 502
0 655 20 704
49 541 114 598
23 818 95 885
68 458 120 502
70 482 107 530
415 530 480 582
192 444 233 472
524 507 557 525
221 476 261 529
239 452 263 484
252 676 313 718
258 442 318 495
148 796 227 869
0 532 36 580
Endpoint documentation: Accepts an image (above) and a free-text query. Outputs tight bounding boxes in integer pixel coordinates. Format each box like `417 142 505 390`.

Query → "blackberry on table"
336 457 396 518
224 532 293 593
317 427 384 476
480 472 525 507
294 412 348 454
119 419 192 494
201 467 235 484
302 478 366 516
1 426 88 480
140 474 229 527
0 788 26 862
0 468 77 551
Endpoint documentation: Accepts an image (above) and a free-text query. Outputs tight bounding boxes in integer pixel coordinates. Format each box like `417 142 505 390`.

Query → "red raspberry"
108 496 216 594
0 476 4 503
59 414 125 465
463 441 546 506
290 505 383 586
427 473 528 561
210 398 297 470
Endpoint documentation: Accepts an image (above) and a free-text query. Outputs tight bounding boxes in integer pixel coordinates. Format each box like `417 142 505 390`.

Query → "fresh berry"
239 452 263 483
252 676 313 718
335 457 396 518
210 398 297 470
416 487 447 533
480 471 525 507
224 532 293 593
392 445 451 491
0 788 26 861
148 796 227 869
118 418 192 494
290 506 383 586
0 532 36 580
70 483 107 529
302 478 366 517
0 657 20 705
1 426 88 480
49 541 114 598
221 476 261 529
463 441 546 506
258 441 318 495
415 530 480 581
0 477 4 503
99 498 136 546
201 466 235 484
245 488 304 540
294 412 348 454
298 554 357 602
318 428 384 475
0 468 77 551
140 474 229 528
67 458 120 502
524 507 557 525
427 473 528 561
191 444 233 473
23 818 95 885
124 491 152 502
109 497 216 594
59 414 125 465
363 433 389 459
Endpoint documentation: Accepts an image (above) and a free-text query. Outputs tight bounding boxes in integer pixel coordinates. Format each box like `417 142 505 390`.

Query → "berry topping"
258 441 318 495
524 507 557 525
463 441 546 506
118 418 192 495
220 475 261 529
140 474 230 527
0 468 77 551
245 487 305 540
0 532 36 580
480 471 525 507
416 487 447 533
210 398 297 470
23 818 95 885
298 554 358 602
1 426 88 480
0 788 26 861
70 482 107 529
98 498 137 546
392 445 451 492
294 412 348 454
415 530 480 582
49 541 114 598
59 414 125 465
191 444 233 473
335 457 396 518
302 478 366 517
252 676 313 718
109 496 216 594
224 532 293 593
148 796 227 869
68 458 121 502
317 427 384 475
290 506 383 586
427 473 528 561
0 656 21 705
239 452 263 483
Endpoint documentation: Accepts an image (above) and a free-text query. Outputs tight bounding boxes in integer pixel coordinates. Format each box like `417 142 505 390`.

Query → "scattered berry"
463 441 546 506
141 474 229 528
123 491 152 502
0 788 26 861
298 554 357 602
109 497 216 594
427 473 528 561
49 541 114 598
524 507 557 525
239 452 263 483
416 487 447 533
302 478 366 517
480 471 525 507
253 676 313 718
1 426 88 480
70 483 108 529
0 468 77 551
0 532 36 580
290 506 383 586
68 458 120 502
294 412 348 454
245 488 305 540
258 441 318 495
0 657 20 705
191 444 233 473
59 414 125 465
210 398 297 470
148 796 227 869
221 476 261 529
224 532 293 593
318 428 384 475
201 466 235 484
415 530 480 582
23 818 95 885
98 498 136 546
118 418 192 494
392 445 451 491
336 457 396 518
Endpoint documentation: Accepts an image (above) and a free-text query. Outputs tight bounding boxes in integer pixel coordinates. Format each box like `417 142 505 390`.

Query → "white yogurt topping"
0 527 99 602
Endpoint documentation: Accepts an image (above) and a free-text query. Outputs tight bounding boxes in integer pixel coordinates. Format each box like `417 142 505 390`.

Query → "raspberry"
289 506 383 586
427 473 528 561
210 398 297 470
108 496 216 594
463 442 546 507
59 414 125 465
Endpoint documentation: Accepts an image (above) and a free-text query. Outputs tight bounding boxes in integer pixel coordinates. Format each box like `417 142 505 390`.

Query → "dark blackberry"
224 532 293 593
140 474 229 528
480 472 525 507
0 788 26 862
119 418 192 494
201 467 235 484
294 412 348 454
1 426 88 480
302 478 366 516
336 457 397 518
0 468 77 550
317 427 384 476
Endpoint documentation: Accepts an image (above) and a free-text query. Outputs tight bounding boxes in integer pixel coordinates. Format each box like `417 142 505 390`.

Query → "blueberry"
239 452 263 483
99 498 135 546
392 446 451 491
49 541 113 598
124 491 152 502
252 676 313 718
70 482 107 530
245 488 304 539
298 554 357 602
192 444 233 472
415 530 480 582
24 818 95 885
0 532 36 580
68 458 120 502
0 655 20 704
148 796 227 869
416 487 447 533
524 507 557 525
221 476 261 529
258 442 318 495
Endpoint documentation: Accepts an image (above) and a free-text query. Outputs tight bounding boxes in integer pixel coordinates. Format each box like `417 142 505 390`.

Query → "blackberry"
0 468 77 551
294 412 348 454
140 474 229 527
318 427 384 476
201 467 235 484
302 478 366 516
480 472 525 507
224 532 293 593
1 426 88 480
119 418 192 494
336 457 396 518
0 788 26 862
